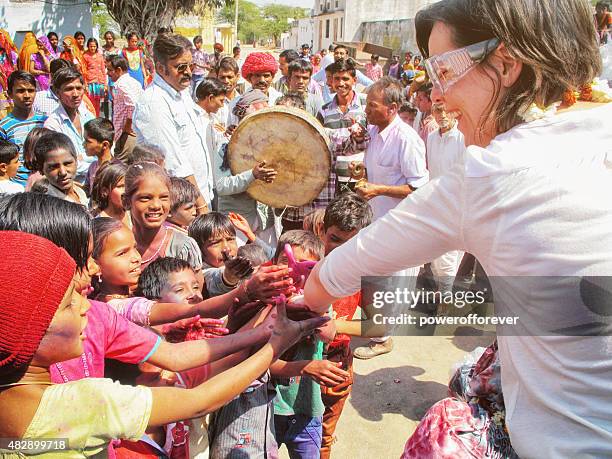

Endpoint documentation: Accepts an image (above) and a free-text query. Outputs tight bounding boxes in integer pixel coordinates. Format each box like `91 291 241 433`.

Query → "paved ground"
278 334 493 458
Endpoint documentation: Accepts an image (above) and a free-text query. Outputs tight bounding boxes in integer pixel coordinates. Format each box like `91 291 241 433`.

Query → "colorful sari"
61 35 88 81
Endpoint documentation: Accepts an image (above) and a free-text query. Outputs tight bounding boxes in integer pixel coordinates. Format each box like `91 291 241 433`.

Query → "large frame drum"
227 106 331 208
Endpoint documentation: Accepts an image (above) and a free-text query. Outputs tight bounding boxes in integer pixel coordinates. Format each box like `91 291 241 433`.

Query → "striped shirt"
0 112 47 185
282 91 366 222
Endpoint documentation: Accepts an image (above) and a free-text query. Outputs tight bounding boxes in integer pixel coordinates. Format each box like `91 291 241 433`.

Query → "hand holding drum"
252 160 277 184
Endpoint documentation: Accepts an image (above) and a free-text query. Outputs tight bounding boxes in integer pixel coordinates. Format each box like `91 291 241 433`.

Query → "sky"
251 0 315 8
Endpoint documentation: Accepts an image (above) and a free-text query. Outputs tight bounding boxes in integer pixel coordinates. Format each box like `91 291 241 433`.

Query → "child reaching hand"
93 217 267 326
0 230 329 458
189 212 256 297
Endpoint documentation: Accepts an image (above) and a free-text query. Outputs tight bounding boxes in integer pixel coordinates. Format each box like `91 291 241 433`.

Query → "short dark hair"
169 176 199 213
52 67 84 90
86 37 98 49
136 256 193 299
0 139 19 165
327 58 356 78
33 131 77 172
47 32 58 41
273 230 324 262
188 212 236 254
216 56 239 75
193 35 203 45
7 71 36 93
334 44 348 52
23 127 51 172
287 59 313 78
276 94 306 111
0 193 91 269
280 49 300 63
324 192 372 232
154 33 193 66
399 102 417 115
195 77 226 101
128 144 165 166
91 161 128 213
107 54 129 72
50 58 73 75
232 46 241 54
84 118 114 144
74 31 85 40
237 244 269 266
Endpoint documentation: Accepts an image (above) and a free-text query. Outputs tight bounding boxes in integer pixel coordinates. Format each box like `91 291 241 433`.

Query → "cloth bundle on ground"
402 341 518 458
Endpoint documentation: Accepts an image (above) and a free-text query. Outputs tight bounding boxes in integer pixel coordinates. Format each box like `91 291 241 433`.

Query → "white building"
312 0 438 53
281 16 315 51
0 0 93 46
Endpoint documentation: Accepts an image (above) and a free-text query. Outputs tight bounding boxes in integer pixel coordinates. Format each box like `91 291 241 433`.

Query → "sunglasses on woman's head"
424 38 500 94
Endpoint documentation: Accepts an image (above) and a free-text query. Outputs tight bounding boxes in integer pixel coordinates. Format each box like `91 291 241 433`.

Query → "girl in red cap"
0 230 328 457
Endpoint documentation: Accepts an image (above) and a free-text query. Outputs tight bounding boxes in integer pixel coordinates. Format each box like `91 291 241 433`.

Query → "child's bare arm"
270 358 349 387
148 301 330 426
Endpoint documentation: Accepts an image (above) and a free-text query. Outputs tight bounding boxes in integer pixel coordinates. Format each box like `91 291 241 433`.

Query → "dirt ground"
278 334 494 459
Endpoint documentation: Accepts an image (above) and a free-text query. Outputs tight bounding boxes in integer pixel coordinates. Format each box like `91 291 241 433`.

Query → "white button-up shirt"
320 103 612 458
364 114 429 220
133 74 213 205
426 124 465 179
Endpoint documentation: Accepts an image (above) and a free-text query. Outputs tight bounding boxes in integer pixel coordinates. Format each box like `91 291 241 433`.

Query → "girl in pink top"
83 37 106 116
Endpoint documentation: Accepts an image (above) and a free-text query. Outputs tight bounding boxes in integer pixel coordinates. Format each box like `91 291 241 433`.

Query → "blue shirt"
0 112 47 185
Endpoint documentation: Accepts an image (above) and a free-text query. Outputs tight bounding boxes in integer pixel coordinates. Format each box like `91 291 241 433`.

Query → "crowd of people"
0 0 611 457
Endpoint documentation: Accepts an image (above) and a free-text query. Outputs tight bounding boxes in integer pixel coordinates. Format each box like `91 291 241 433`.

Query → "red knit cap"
0 231 76 379
241 52 279 80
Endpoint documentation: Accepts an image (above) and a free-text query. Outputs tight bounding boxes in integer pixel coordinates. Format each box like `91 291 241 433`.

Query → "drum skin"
227 106 331 208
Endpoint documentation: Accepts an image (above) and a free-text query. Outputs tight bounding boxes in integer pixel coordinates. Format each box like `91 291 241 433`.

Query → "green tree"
98 0 231 41
262 4 308 45
219 0 264 44
92 2 120 36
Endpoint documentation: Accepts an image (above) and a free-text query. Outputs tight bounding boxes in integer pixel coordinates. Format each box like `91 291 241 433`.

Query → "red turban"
241 52 279 80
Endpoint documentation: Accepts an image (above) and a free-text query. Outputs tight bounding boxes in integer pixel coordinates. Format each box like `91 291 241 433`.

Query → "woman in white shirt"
305 0 612 457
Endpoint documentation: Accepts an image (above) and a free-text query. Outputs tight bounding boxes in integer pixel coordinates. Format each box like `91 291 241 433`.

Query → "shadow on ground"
349 365 448 423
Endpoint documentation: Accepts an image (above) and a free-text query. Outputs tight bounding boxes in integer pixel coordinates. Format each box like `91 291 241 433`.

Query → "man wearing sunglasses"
133 33 213 213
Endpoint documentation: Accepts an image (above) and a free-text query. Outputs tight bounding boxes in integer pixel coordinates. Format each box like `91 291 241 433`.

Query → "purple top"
31 53 50 90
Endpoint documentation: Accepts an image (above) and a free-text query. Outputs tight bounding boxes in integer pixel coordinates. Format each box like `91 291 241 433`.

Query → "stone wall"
355 18 420 55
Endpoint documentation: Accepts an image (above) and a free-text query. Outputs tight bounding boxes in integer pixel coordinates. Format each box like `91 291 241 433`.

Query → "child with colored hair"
0 230 328 458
